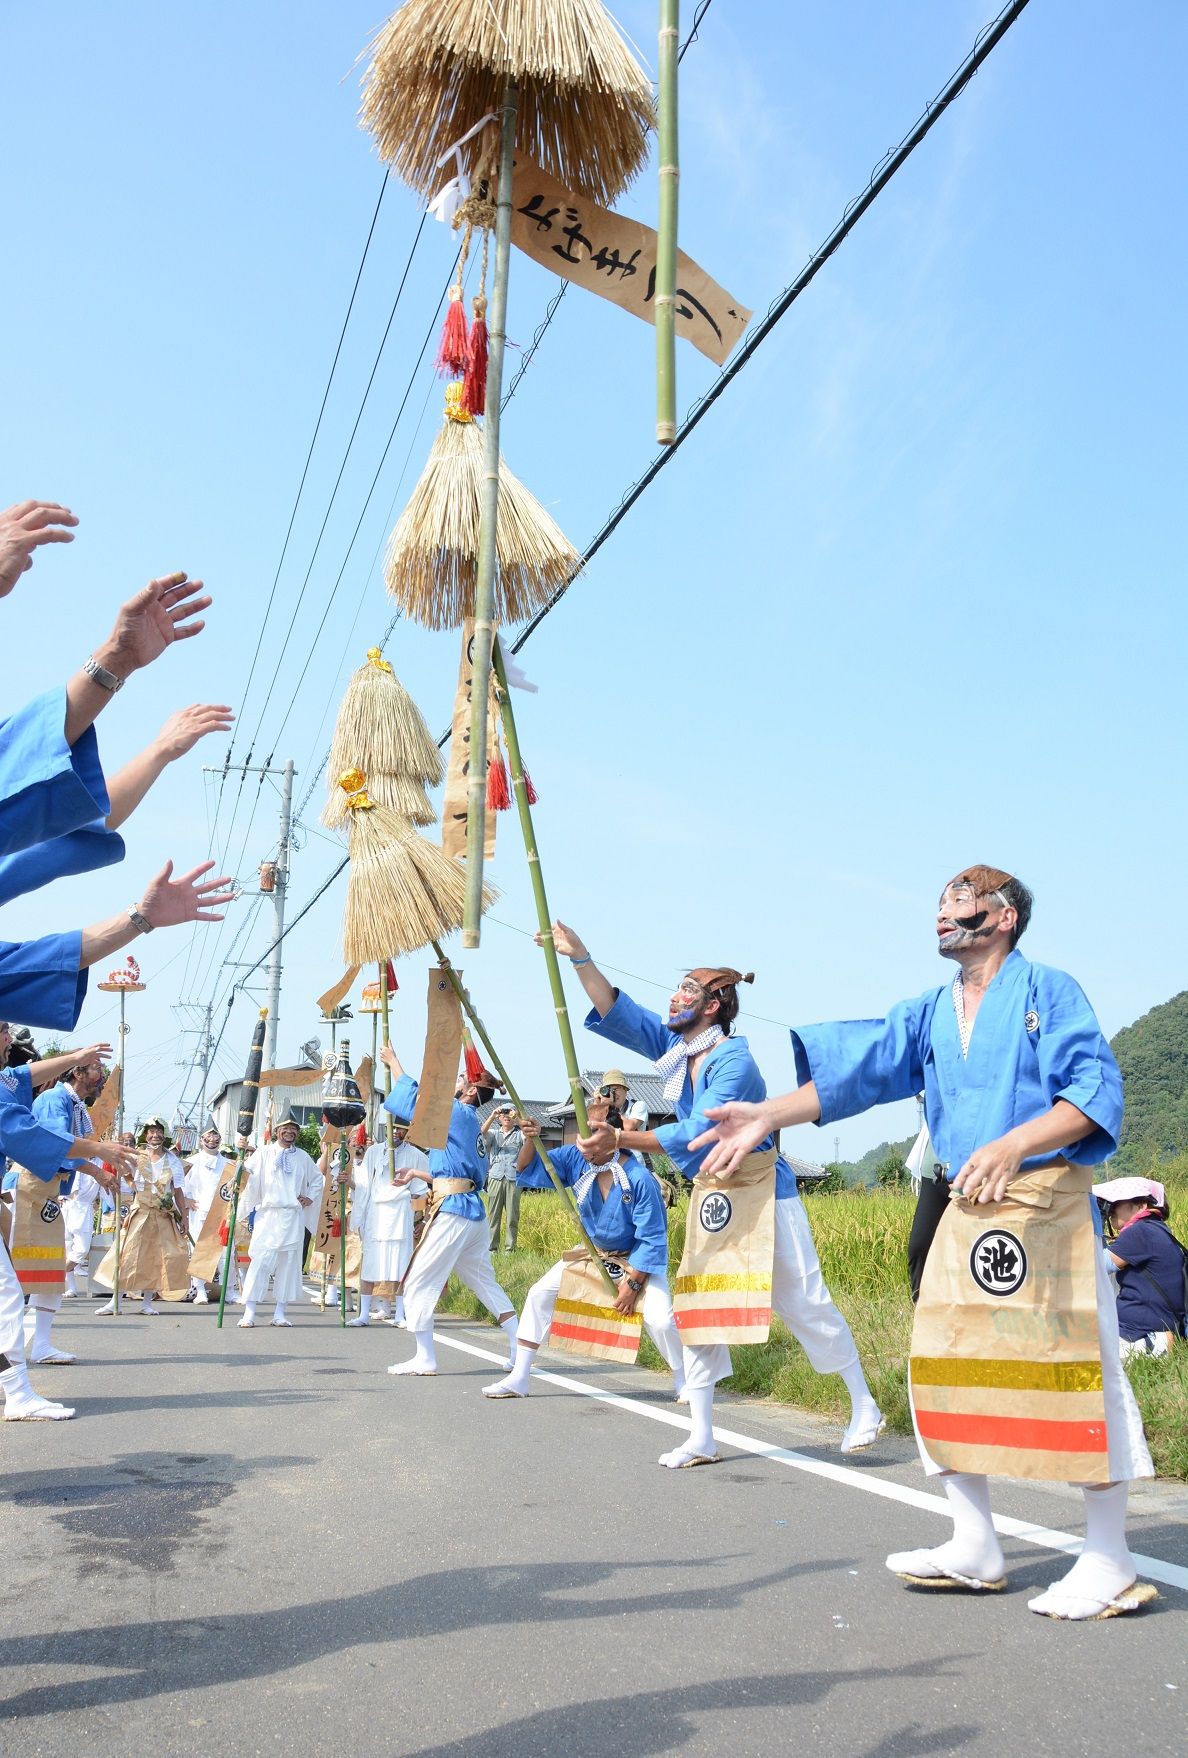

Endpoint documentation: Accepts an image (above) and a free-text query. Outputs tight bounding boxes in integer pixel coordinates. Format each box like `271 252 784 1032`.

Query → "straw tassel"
435 284 469 377
340 773 494 964
327 648 444 787
323 770 436 832
384 384 578 631
462 294 489 416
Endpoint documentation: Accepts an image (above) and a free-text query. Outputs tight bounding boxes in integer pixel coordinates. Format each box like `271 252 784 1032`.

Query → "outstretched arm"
535 919 616 1017
104 705 234 829
690 1083 824 1175
78 861 235 968
65 572 214 745
0 500 77 598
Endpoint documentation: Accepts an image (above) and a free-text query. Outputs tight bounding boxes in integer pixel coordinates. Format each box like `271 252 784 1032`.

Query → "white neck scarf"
574 1155 632 1205
951 974 972 1059
655 1025 725 1101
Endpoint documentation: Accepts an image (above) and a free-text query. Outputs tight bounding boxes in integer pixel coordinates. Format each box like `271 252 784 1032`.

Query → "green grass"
439 1176 1188 1480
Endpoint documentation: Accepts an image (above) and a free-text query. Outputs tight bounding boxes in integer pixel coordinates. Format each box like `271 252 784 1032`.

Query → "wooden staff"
656 0 680 443
430 944 615 1296
462 78 519 949
216 1008 268 1329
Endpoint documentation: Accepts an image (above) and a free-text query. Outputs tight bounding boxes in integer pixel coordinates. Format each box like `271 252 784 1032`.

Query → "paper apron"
9 1169 66 1296
307 1167 362 1289
673 1150 777 1345
909 1160 1109 1483
188 1172 251 1282
95 1192 191 1299
548 1248 643 1364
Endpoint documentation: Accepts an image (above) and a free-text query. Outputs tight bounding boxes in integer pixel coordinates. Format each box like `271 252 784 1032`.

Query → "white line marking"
437 1334 1188 1596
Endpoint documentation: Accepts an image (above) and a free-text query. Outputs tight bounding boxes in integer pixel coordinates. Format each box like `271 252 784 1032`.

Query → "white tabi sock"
660 1384 718 1467
64 1272 78 1295
496 1344 536 1395
389 1327 436 1374
359 1294 372 1322
838 1355 884 1451
499 1313 518 1363
28 1305 56 1356
1 1361 75 1421
886 1472 1005 1586
1028 1483 1139 1618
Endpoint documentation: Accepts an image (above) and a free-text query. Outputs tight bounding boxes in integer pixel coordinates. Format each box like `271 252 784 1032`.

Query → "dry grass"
343 801 495 962
384 403 579 630
323 771 435 831
359 0 654 205
326 652 444 790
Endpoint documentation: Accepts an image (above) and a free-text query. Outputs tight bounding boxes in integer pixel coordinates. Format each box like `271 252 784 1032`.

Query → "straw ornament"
326 648 444 787
384 384 578 630
341 776 495 964
359 0 654 207
323 767 436 831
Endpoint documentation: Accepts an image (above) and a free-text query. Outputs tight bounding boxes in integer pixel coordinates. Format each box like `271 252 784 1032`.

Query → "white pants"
401 1212 513 1335
683 1194 861 1391
63 1207 94 1264
361 1230 414 1285
521 1259 683 1375
242 1245 303 1308
0 1238 25 1366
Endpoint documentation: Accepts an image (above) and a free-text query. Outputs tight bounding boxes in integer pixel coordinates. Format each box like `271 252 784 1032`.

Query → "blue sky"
4 1 1185 1161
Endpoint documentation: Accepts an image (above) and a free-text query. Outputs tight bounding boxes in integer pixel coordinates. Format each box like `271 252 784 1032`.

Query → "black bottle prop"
321 1040 366 1130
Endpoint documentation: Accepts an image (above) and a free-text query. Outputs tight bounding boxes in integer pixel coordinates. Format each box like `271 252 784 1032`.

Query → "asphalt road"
2 1301 1185 1757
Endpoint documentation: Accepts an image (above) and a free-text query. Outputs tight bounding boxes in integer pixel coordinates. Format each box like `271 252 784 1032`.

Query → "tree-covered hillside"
1111 991 1188 1171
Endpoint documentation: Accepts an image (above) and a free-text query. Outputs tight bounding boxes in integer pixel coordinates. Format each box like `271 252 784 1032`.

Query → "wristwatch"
83 655 125 694
625 1274 645 1294
127 906 154 934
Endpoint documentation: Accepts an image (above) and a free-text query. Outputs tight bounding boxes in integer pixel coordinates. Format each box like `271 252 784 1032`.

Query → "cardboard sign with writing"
409 971 463 1151
511 159 751 366
442 620 497 863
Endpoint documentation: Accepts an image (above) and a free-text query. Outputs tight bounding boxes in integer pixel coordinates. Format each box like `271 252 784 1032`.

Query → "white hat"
1093 1176 1166 1209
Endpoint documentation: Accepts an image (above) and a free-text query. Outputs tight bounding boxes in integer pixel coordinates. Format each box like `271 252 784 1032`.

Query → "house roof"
549 1068 674 1121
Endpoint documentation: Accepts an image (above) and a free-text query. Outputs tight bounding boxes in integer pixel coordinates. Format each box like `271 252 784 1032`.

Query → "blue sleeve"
0 931 87 1030
625 1163 669 1276
584 989 675 1062
654 1040 769 1177
383 1073 419 1119
0 820 124 908
32 1085 89 1173
1033 967 1122 1163
790 997 928 1126
0 1079 76 1181
530 1143 582 1189
0 687 111 858
1107 1220 1157 1270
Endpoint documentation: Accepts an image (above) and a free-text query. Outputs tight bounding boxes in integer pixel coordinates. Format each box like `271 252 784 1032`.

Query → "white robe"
241 1144 322 1305
351 1140 428 1283
185 1151 229 1238
62 1169 102 1261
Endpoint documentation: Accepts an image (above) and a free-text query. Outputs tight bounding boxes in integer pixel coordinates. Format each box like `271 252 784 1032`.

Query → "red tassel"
218 1219 230 1246
523 767 538 805
435 288 469 377
486 755 511 811
330 1218 342 1238
352 1121 367 1150
463 1035 486 1084
382 960 398 995
462 297 489 415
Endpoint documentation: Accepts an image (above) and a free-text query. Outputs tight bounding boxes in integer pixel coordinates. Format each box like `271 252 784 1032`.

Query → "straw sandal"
1028 1581 1157 1620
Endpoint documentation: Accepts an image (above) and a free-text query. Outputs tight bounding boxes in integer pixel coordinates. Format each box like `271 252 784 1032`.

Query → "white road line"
437 1333 1188 1596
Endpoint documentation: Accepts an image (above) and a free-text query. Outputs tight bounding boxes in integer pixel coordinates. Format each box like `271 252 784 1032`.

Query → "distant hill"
835 1133 917 1186
1110 991 1188 1171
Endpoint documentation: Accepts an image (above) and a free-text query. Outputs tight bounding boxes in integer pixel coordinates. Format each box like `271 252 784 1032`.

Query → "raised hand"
136 860 236 928
689 1101 772 1176
536 918 587 960
0 499 78 598
94 1139 138 1178
95 572 213 677
155 703 235 761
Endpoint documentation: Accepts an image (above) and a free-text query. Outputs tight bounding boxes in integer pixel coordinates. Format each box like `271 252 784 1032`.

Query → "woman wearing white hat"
1096 1177 1187 1357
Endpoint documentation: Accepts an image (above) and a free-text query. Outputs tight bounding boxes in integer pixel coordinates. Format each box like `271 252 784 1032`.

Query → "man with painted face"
694 865 1155 1623
380 1044 518 1378
184 1123 231 1303
237 1111 322 1328
549 921 882 1469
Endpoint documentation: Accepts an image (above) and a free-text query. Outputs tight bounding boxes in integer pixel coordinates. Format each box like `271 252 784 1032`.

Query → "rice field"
440 1168 1188 1480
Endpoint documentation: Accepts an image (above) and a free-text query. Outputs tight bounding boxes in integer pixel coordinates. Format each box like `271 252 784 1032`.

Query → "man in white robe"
347 1108 428 1328
238 1113 321 1329
184 1123 230 1302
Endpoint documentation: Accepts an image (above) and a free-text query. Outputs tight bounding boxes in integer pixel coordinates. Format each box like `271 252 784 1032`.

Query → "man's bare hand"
137 860 235 928
94 1140 137 1178
155 703 235 762
577 1122 616 1164
0 500 78 598
94 572 212 677
689 1101 772 1176
952 1139 1023 1205
536 919 587 960
613 1279 642 1317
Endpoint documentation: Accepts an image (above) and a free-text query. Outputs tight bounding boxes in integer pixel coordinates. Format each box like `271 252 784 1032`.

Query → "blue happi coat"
587 990 799 1199
384 1074 486 1221
791 950 1122 1179
0 1065 75 1182
33 1080 95 1196
521 1143 669 1276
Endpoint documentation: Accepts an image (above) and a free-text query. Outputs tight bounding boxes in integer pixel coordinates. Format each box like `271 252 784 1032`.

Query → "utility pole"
263 759 294 1072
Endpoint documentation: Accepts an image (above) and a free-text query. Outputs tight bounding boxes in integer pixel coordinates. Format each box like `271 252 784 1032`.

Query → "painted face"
75 1060 103 1099
278 1124 298 1144
202 1130 220 1151
668 976 709 1031
936 881 1009 956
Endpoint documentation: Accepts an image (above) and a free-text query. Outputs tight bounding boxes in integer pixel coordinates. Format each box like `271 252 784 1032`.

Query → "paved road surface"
2 1303 1185 1757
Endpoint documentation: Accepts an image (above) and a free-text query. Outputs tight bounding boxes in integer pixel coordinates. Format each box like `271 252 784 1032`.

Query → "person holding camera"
483 1102 524 1252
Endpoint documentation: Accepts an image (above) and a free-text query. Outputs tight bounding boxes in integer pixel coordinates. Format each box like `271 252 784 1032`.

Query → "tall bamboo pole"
338 1140 349 1327
430 944 616 1295
656 0 680 444
380 963 396 1185
491 641 592 1144
463 78 519 948
113 990 125 1315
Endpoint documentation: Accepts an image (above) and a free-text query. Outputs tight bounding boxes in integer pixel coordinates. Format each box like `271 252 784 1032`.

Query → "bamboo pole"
491 641 593 1145
463 78 519 948
113 990 125 1315
380 963 397 1186
339 1139 349 1327
216 1010 268 1330
656 0 680 444
429 944 616 1296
